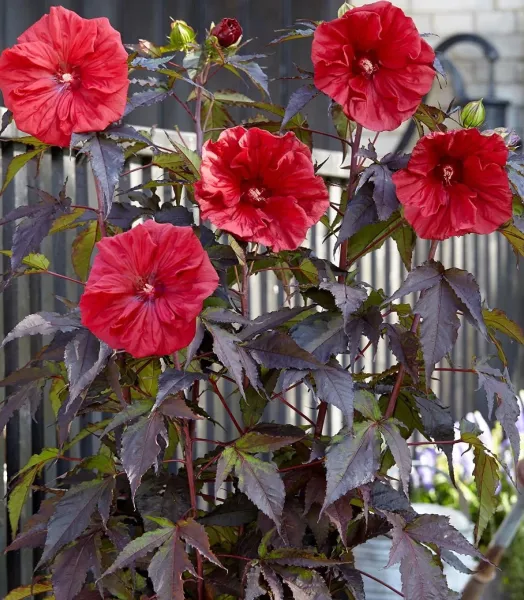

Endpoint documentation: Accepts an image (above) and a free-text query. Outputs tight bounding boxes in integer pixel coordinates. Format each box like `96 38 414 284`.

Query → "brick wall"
351 0 524 153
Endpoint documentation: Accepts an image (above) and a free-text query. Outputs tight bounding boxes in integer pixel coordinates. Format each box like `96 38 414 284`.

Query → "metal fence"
0 123 522 593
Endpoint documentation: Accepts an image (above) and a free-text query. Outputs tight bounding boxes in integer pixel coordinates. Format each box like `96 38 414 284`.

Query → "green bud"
338 2 352 18
169 20 196 52
460 99 486 129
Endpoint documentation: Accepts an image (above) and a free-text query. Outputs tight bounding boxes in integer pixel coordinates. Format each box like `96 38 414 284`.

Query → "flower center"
241 180 270 206
56 67 81 89
60 73 74 83
136 277 163 302
437 159 462 187
355 53 379 78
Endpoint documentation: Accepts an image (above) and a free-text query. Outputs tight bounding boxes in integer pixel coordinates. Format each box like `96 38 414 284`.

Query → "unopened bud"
169 20 196 52
210 18 242 48
460 99 486 129
338 2 353 18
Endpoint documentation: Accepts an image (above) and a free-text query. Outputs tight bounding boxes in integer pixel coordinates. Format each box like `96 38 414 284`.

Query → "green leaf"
171 141 201 175
268 27 315 45
72 221 100 281
240 387 268 428
330 103 355 161
235 423 306 453
1 147 47 194
22 252 50 272
4 582 53 600
500 222 524 258
347 213 401 265
49 208 87 234
9 447 60 535
483 308 524 344
392 225 417 270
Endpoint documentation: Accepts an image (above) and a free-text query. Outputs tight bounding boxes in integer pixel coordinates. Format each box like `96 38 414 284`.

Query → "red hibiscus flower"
392 129 512 240
311 1 435 132
211 18 243 47
0 6 129 147
79 221 218 359
194 127 329 252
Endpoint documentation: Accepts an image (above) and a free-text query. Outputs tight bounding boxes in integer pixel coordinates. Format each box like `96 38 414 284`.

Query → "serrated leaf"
9 448 59 535
444 268 486 336
392 225 417 270
40 478 115 564
281 84 318 130
214 446 239 499
338 566 365 600
101 400 153 437
240 387 268 428
313 366 355 426
22 252 50 271
154 369 207 409
358 162 399 221
335 183 378 250
238 306 312 341
2 311 81 347
269 27 315 45
235 423 306 453
4 582 53 600
291 311 347 363
476 363 520 462
124 89 174 116
121 412 168 498
346 304 383 364
235 451 285 529
65 329 112 403
483 308 524 344
207 324 248 397
52 535 99 600
81 135 125 217
323 422 381 512
246 330 324 370
1 146 47 194
329 102 355 161
226 57 269 96
281 570 331 600
0 380 43 433
325 496 353 546
346 212 401 264
72 221 100 281
379 420 411 496
319 282 367 330
385 323 419 381
245 565 266 600
148 533 195 600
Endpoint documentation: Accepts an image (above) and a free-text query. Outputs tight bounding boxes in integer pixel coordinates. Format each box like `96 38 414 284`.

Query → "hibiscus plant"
1 3 524 600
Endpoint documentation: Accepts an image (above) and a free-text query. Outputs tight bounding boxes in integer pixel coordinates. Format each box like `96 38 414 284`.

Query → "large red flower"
312 1 435 132
194 127 329 251
0 6 129 147
392 129 512 240
79 221 218 358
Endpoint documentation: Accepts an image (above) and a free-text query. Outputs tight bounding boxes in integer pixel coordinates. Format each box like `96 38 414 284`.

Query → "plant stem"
408 439 461 447
347 219 404 268
41 271 85 286
385 240 439 419
93 176 107 238
358 570 404 598
240 261 249 318
279 459 324 473
315 124 363 438
273 391 315 426
183 420 204 600
433 367 476 374
210 378 243 435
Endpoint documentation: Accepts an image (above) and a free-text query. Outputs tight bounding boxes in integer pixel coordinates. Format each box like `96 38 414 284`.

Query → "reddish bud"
211 18 242 48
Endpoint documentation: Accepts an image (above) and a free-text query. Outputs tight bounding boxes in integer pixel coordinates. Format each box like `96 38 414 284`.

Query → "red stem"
385 240 439 419
42 271 85 286
408 439 462 447
358 570 404 598
433 367 475 374
93 176 107 238
315 124 363 438
210 379 243 435
241 260 249 318
279 459 324 473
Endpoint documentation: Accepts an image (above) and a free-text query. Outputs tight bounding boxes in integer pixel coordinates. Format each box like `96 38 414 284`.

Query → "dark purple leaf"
261 566 285 600
0 203 47 226
208 324 249 397
313 366 355 426
367 480 415 518
97 477 115 527
136 473 191 532
227 57 269 96
476 363 521 462
238 306 312 341
236 423 306 453
507 156 524 197
335 183 378 250
199 493 257 527
178 519 223 567
346 305 383 365
281 84 319 130
281 570 331 600
440 550 474 575
236 451 285 529
107 201 144 229
81 135 125 217
0 366 52 387
157 394 201 420
320 282 367 329
415 279 461 383
154 369 207 407
388 261 443 302
57 391 87 445
105 123 152 145
379 419 411 496
381 152 411 171
131 54 176 69
155 205 194 227
444 268 486 337
291 311 347 363
246 330 324 371
52 534 99 600
358 163 399 221
185 320 205 367
203 307 251 325
148 534 195 600
11 209 55 270
101 400 153 437
245 565 266 600
385 323 419 381
124 89 174 117
121 412 168 498
337 566 365 600
1 109 12 134
2 311 81 347
0 381 42 433
386 513 459 600
325 496 353 546
40 478 114 564
323 422 381 512
64 329 112 403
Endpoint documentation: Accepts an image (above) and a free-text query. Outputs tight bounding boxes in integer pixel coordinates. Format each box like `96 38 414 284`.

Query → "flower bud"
169 20 196 52
210 18 242 48
337 2 353 18
460 99 486 129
